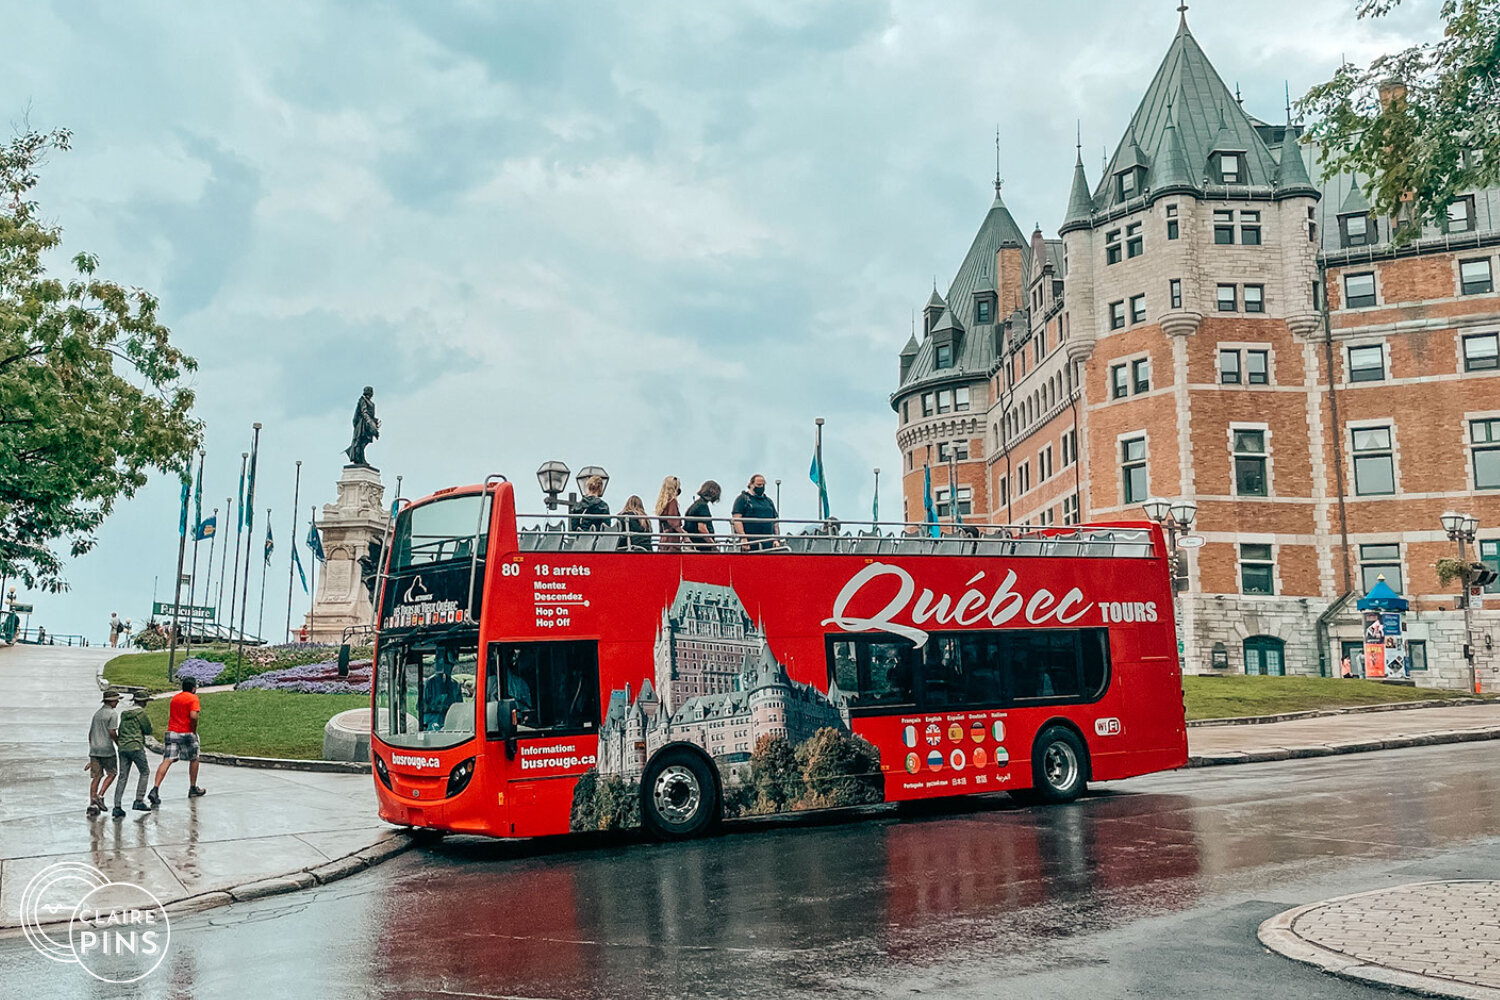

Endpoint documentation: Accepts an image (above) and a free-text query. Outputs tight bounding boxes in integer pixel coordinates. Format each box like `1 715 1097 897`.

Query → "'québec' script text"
821 562 1094 647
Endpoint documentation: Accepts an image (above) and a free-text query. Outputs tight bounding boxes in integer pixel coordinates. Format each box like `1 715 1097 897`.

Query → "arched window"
1244 635 1285 676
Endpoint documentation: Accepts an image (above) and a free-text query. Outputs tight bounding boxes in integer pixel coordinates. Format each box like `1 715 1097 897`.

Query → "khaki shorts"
88 754 118 777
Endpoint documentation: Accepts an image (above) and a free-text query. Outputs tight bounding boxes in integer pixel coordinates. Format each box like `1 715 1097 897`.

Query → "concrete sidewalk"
0 643 405 930
1260 881 1500 999
1188 702 1500 764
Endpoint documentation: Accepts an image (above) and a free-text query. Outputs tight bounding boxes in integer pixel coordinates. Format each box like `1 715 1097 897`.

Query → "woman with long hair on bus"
655 476 687 551
618 495 654 552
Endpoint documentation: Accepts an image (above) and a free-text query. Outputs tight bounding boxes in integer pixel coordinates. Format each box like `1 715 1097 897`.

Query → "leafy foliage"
568 770 642 832
747 733 804 814
0 126 199 590
795 727 883 809
1299 0 1500 235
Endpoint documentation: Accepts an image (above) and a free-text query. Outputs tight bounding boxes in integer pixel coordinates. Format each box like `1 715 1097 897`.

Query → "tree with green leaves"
1300 0 1500 234
0 126 199 592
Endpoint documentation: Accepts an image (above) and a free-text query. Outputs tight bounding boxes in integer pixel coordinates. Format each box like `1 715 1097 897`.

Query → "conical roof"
1151 104 1194 191
1060 151 1094 234
926 287 946 310
899 332 919 358
1093 13 1280 214
898 190 1028 389
1339 181 1371 216
1273 128 1318 196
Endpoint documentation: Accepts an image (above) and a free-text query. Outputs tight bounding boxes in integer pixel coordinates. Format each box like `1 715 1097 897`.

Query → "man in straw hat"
86 688 121 818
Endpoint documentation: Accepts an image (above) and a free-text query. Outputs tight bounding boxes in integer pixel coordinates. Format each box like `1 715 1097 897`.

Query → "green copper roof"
1093 14 1280 214
1153 104 1194 191
925 287 946 309
899 191 1030 389
1273 128 1318 195
1060 151 1094 234
900 332 919 357
1339 181 1371 215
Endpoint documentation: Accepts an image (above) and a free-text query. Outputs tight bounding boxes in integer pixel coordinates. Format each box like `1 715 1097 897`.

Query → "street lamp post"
1142 496 1198 662
536 461 610 514
1441 511 1480 693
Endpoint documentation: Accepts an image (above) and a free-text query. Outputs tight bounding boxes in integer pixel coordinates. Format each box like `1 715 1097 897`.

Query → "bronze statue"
345 386 380 467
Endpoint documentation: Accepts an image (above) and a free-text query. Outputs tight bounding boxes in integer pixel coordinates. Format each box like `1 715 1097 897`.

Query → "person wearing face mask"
731 474 779 551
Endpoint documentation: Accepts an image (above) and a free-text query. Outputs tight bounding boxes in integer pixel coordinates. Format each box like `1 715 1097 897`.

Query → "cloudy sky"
6 0 1429 641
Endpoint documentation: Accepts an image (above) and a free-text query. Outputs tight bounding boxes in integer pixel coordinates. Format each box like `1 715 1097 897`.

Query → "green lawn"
103 648 236 693
144 690 367 760
1182 675 1470 721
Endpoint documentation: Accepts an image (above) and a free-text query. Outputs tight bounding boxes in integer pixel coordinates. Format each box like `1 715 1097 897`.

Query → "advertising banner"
1382 611 1406 678
1363 611 1386 679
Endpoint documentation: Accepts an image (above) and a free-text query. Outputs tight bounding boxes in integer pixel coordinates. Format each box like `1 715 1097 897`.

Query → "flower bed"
234 659 372 695
175 657 229 686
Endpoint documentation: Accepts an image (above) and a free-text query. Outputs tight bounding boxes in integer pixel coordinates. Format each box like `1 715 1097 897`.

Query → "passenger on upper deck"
683 480 721 552
731 474 779 551
617 495 653 551
569 475 611 533
655 476 686 550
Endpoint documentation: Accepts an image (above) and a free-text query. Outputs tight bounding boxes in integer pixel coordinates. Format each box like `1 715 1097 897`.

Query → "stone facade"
891 11 1500 691
305 465 391 642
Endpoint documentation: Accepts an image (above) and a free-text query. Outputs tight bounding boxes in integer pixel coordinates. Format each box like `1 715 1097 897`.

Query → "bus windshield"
375 636 479 749
390 493 490 571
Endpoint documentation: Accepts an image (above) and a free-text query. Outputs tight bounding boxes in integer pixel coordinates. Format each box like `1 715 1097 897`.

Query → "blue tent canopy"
1356 576 1409 611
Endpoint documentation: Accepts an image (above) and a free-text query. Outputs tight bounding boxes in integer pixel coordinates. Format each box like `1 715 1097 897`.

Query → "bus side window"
488 641 601 736
827 636 914 711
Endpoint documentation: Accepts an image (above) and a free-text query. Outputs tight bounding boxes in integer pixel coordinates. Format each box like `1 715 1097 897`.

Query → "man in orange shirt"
149 675 206 805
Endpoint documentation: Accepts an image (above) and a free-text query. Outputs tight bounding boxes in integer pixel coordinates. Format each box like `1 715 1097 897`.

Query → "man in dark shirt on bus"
569 476 611 534
731 474 779 551
683 480 721 552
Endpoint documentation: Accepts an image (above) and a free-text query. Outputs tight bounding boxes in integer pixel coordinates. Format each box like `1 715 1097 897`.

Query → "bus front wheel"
641 747 720 840
1025 726 1089 804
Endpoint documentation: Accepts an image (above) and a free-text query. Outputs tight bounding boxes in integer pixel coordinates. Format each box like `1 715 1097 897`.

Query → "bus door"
485 640 603 836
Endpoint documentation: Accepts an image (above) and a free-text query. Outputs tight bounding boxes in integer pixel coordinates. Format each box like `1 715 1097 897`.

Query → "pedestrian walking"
86 688 121 818
684 480 722 552
150 676 206 805
108 612 121 648
731 473 779 551
113 690 154 817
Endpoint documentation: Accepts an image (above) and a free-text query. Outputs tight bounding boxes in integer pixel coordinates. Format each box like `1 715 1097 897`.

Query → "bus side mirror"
337 644 351 677
496 698 518 741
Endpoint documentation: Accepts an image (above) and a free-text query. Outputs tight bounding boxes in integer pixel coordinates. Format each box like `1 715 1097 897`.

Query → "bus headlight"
446 757 476 798
374 752 393 790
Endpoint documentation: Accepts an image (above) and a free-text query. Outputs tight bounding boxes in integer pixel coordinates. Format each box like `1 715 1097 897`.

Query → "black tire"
1027 726 1089 804
640 746 720 840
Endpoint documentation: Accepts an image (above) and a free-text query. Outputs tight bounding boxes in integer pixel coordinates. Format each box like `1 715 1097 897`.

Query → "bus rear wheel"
1025 726 1089 804
641 747 720 840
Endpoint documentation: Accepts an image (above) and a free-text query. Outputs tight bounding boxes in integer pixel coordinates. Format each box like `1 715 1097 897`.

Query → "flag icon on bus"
926 750 943 771
902 725 916 748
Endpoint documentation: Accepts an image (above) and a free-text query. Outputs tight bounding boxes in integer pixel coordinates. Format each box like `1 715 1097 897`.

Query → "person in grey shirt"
87 689 120 818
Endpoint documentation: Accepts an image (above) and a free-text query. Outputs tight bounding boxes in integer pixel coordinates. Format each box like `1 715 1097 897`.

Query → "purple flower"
176 658 227 685
235 659 372 694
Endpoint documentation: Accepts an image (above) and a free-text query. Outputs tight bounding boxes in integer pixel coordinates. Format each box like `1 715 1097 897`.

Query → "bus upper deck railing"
509 515 1158 559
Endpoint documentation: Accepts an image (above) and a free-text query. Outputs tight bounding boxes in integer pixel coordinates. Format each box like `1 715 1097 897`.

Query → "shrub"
175 658 227 686
796 727 883 809
235 659 372 695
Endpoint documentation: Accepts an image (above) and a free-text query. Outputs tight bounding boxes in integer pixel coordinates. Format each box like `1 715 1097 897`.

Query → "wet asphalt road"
5 742 1500 999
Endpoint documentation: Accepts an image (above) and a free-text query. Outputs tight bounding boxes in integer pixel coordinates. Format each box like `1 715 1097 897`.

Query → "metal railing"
14 628 92 647
514 515 1157 559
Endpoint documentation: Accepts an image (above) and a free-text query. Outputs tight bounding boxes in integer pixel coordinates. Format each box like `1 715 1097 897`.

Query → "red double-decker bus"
369 479 1187 840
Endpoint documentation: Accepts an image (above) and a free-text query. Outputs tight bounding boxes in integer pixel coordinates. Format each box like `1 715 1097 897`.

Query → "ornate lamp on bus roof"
537 460 571 510
576 466 610 496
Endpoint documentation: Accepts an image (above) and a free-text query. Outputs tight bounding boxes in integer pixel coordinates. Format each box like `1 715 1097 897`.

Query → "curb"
1258 883 1500 1000
2 832 414 937
1187 697 1490 728
143 736 370 774
1188 725 1500 767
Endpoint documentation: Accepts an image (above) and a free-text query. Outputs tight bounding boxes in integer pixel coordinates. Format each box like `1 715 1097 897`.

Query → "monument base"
305 465 390 644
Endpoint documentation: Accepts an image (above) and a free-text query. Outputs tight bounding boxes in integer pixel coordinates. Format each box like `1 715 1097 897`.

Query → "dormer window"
1118 168 1141 200
1215 152 1246 184
935 343 953 369
1339 213 1377 248
976 300 992 323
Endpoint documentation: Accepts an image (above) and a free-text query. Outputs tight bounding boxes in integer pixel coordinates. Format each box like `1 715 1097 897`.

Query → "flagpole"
873 467 880 528
185 448 205 661
235 425 261 679
204 505 218 643
814 416 825 521
948 451 958 529
308 504 319 643
215 494 230 636
227 453 247 649
166 477 190 682
257 507 271 644
284 461 301 643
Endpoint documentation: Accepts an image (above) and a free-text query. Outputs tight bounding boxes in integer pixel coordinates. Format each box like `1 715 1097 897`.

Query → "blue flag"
193 460 203 534
306 521 325 563
244 448 258 533
809 447 830 520
922 465 939 538
291 542 309 593
236 461 247 531
264 522 274 565
195 514 217 541
178 478 191 537
872 486 879 524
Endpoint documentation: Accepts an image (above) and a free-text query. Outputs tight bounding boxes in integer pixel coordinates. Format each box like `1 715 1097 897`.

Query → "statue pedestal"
306 465 390 643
